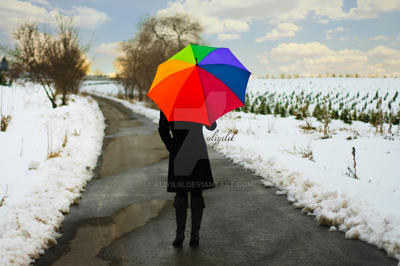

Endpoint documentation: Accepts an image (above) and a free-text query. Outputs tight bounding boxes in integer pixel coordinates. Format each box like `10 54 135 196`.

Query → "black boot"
189 197 205 247
172 196 188 247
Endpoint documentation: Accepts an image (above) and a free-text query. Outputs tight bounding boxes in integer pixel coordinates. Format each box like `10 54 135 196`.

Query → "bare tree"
12 23 57 107
116 13 203 102
10 17 89 107
147 14 203 51
45 17 89 105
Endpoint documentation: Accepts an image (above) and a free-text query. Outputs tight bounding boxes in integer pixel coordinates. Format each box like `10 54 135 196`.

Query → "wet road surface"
34 95 397 266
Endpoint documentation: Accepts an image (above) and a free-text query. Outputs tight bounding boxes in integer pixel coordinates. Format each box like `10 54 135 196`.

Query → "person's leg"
172 191 188 247
191 190 202 199
189 189 205 247
176 191 188 198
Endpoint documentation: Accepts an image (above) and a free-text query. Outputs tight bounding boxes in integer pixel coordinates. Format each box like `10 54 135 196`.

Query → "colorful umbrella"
147 44 251 126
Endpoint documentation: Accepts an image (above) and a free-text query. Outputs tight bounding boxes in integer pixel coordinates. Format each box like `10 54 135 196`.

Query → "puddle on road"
53 199 171 266
100 133 169 177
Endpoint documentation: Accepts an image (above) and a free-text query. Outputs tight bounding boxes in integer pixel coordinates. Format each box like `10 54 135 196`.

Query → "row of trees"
116 14 203 101
1 17 89 108
238 94 400 134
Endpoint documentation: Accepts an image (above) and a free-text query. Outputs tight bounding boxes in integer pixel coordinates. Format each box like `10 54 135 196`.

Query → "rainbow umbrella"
147 44 251 126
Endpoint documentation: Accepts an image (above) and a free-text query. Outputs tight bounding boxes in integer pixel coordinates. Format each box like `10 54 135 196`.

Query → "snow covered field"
246 78 400 128
248 78 400 112
82 80 124 97
83 79 400 262
0 84 105 265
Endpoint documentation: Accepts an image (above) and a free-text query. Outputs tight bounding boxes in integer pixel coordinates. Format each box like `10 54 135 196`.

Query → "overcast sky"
1 0 400 77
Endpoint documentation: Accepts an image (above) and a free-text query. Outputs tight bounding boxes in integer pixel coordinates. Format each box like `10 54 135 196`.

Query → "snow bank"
0 84 105 265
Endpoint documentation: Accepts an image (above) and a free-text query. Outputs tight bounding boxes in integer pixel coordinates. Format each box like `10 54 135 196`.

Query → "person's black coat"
158 110 216 192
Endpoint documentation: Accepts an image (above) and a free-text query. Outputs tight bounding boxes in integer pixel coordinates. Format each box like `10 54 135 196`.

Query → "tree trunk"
39 81 57 108
138 86 143 101
62 89 68 105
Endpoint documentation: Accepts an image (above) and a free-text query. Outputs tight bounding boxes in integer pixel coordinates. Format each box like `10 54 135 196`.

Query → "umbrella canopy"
147 44 251 126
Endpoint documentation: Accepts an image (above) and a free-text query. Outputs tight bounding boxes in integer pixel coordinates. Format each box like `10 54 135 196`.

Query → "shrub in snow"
10 18 89 108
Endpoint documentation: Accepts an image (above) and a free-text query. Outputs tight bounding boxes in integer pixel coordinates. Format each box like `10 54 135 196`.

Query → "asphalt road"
34 95 397 266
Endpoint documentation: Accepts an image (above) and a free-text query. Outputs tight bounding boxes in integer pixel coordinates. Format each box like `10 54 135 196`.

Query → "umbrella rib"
196 68 211 126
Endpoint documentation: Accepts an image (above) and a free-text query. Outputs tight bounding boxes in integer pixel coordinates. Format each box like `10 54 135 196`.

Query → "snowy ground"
0 83 105 265
82 80 400 263
82 81 124 97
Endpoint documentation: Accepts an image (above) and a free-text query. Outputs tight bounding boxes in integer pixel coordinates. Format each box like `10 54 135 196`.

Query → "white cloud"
156 0 296 40
275 0 400 21
223 19 249 32
269 42 333 62
69 6 109 30
0 0 109 34
157 1 251 38
256 52 269 65
217 33 241 41
271 0 347 22
324 27 345 34
370 35 388 41
258 42 400 76
368 45 400 58
162 0 298 21
256 23 302 42
156 0 400 42
94 42 123 57
0 0 48 31
324 27 348 40
367 45 400 73
346 0 400 19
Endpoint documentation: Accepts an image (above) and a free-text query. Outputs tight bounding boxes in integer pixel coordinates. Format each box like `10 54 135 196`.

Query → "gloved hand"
206 121 217 131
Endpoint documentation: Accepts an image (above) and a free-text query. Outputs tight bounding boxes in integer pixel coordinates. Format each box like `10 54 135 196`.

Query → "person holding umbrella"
148 44 251 247
158 110 217 247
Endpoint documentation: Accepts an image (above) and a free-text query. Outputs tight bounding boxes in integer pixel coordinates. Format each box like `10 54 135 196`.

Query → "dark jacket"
158 110 217 192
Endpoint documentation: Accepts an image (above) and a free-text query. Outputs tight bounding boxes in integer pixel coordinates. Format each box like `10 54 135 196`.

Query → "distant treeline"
237 90 400 133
